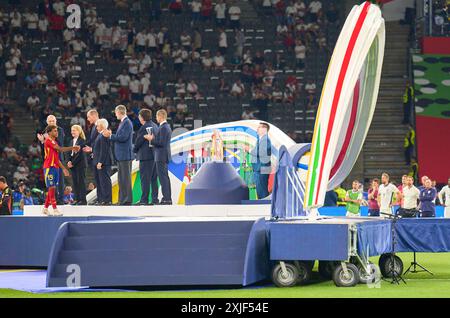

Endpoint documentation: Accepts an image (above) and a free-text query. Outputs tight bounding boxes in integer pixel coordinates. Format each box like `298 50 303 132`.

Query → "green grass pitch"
1 253 450 298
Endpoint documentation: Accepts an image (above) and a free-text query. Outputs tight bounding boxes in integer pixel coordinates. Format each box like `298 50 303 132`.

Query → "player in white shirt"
377 172 401 215
398 176 420 217
438 178 450 218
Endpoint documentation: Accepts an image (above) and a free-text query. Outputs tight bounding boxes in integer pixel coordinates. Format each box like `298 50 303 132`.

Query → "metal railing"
282 166 306 219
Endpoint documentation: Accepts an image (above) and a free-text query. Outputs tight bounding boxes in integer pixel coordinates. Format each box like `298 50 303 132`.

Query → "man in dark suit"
134 109 159 205
81 109 100 203
92 119 112 205
103 105 134 205
36 114 65 204
245 122 272 199
145 109 172 205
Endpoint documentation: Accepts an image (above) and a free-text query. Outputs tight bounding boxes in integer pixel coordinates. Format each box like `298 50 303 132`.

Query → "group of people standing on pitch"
31 105 172 216
344 173 449 218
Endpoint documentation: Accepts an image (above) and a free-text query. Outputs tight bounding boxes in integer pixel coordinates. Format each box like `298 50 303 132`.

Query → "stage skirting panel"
46 217 270 287
269 218 393 261
0 216 138 267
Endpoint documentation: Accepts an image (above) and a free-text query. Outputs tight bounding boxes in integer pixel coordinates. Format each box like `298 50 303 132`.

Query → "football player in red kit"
42 125 80 216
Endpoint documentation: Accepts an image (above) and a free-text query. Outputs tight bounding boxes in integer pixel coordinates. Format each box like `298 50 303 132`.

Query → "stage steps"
46 218 269 287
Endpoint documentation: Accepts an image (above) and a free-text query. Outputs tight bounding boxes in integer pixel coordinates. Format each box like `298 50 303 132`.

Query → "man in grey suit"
145 109 172 205
134 108 159 205
103 105 134 205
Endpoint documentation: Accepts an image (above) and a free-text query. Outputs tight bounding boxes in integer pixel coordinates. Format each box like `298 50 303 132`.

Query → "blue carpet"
0 270 135 293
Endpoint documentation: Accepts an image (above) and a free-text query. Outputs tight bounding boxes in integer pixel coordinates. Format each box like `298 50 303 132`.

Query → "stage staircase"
46 218 269 287
361 21 411 185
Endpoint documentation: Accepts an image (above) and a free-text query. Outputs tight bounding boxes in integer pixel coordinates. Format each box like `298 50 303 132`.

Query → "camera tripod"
380 211 406 285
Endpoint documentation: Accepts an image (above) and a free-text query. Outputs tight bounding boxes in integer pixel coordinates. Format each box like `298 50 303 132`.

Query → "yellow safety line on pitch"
0 269 40 273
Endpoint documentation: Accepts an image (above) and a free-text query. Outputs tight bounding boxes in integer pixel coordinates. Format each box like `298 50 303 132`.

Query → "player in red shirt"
42 125 80 216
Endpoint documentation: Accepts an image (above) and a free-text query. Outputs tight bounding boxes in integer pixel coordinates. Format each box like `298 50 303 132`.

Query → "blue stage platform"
46 217 269 288
1 214 449 288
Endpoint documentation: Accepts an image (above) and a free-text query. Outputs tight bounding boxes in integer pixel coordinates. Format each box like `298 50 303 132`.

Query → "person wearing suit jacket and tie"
67 125 88 205
134 109 159 205
145 109 172 205
93 119 112 205
103 105 134 205
244 122 272 199
82 109 100 203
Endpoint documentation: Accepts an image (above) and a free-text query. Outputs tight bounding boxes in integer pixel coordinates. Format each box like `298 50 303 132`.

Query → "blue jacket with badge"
110 117 134 161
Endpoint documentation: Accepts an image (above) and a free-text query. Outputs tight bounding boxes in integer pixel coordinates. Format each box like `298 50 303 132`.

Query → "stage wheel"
378 253 390 269
295 261 312 285
272 262 299 287
358 262 381 284
379 254 404 278
318 261 339 280
332 263 360 287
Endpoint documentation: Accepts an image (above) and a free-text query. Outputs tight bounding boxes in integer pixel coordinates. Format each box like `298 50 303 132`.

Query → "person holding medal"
134 109 159 205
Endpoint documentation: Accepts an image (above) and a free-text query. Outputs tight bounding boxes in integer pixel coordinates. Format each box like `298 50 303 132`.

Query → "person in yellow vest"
404 124 415 165
334 185 347 207
402 81 414 125
408 158 419 184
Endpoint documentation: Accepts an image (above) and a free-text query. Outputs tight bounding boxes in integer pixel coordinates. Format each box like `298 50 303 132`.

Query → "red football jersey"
43 138 60 168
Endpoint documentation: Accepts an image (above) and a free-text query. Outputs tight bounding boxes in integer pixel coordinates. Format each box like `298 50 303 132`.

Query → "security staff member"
0 176 12 215
134 108 159 205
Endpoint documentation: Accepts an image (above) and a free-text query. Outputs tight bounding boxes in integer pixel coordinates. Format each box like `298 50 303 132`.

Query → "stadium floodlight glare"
305 1 385 209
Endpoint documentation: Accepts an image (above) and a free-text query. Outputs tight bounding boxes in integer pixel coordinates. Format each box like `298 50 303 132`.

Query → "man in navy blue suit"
134 108 159 205
103 105 134 205
245 122 272 199
82 109 100 202
92 119 112 205
145 109 172 204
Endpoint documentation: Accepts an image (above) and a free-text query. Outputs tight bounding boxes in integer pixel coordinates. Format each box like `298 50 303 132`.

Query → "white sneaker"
52 208 63 216
42 207 53 216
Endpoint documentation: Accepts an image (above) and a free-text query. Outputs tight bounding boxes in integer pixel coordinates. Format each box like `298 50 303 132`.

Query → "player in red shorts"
42 125 80 216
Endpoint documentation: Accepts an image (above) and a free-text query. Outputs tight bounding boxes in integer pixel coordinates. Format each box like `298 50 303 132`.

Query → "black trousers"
71 165 87 204
139 160 158 204
156 161 171 202
95 165 112 204
420 210 435 218
403 102 412 124
57 167 65 202
117 160 133 204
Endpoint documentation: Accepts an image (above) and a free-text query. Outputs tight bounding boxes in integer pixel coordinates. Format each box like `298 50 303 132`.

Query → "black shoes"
160 200 172 205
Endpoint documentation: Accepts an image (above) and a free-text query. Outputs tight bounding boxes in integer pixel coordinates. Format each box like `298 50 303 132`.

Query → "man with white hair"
36 114 66 204
102 105 134 205
92 118 112 205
